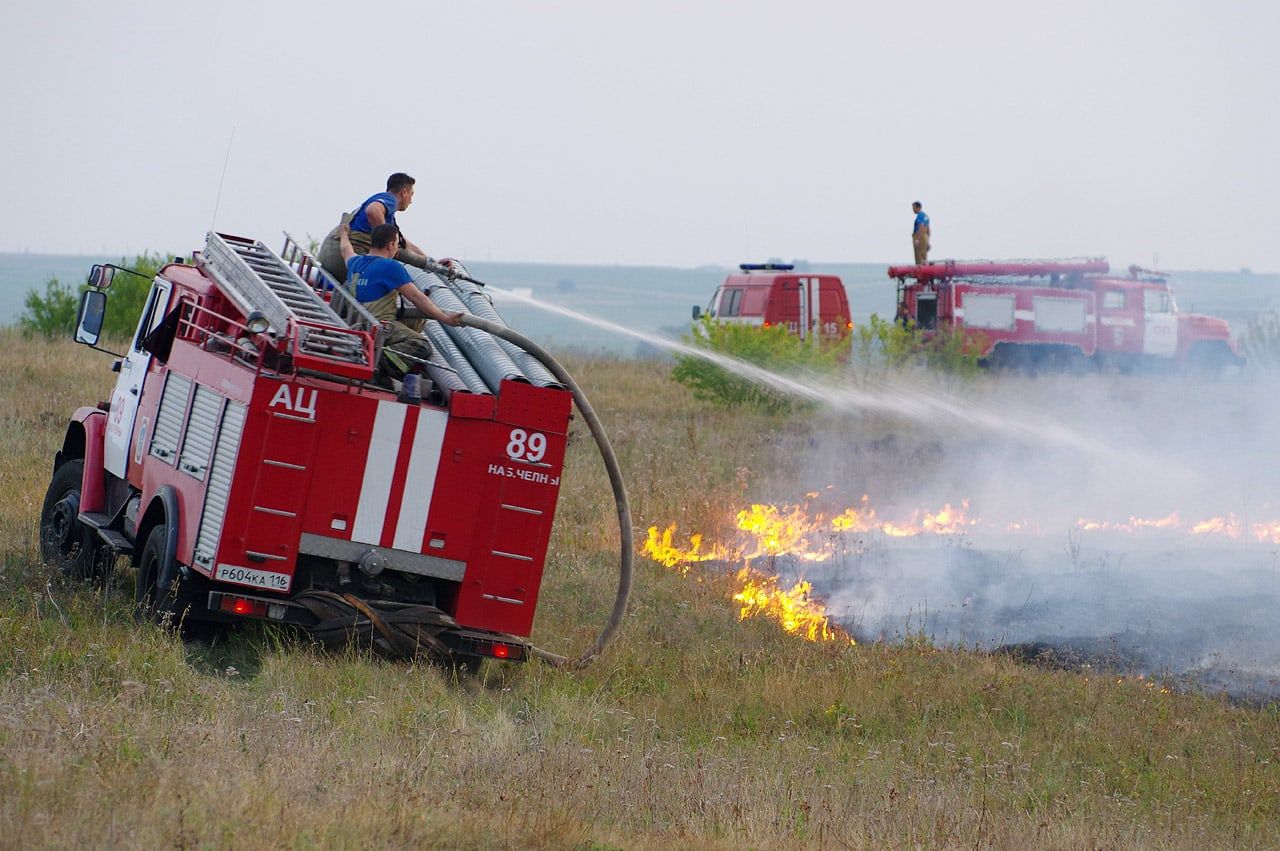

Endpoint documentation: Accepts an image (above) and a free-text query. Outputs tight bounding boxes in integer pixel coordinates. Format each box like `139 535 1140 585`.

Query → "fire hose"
455 314 634 669
292 307 633 669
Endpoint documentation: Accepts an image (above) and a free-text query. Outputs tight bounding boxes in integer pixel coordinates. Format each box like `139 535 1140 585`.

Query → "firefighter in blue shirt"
338 221 463 382
912 201 931 265
320 172 431 282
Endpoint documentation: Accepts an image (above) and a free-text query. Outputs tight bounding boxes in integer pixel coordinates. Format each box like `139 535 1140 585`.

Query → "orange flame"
831 496 877 533
642 523 854 645
732 568 852 643
1188 515 1242 538
644 495 1280 647
1252 522 1280 544
643 524 731 574
875 500 976 537
735 503 834 561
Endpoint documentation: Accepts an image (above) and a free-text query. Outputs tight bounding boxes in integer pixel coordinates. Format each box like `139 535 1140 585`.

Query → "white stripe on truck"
392 408 449 551
351 401 407 545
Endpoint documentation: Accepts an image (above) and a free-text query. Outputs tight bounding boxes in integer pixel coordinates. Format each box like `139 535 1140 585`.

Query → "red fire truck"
693 263 852 342
887 259 1243 370
39 232 586 663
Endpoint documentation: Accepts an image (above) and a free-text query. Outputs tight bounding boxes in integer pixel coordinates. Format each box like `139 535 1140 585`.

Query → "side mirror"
76 289 107 346
691 305 702 320
87 264 116 289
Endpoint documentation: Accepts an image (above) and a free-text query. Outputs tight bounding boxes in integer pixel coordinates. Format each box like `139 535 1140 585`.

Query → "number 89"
506 428 547 462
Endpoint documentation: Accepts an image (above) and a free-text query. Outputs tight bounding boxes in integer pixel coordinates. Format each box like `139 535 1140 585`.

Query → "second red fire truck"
693 263 853 343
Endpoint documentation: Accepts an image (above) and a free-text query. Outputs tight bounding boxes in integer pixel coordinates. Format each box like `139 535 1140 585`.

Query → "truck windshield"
1143 289 1172 314
720 288 744 317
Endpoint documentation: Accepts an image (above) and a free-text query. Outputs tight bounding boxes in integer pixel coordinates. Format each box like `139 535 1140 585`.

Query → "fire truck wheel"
1188 342 1234 374
134 524 194 631
39 459 108 581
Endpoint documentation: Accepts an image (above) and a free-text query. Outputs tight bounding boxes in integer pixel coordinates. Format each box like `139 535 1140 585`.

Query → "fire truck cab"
693 263 852 342
41 232 574 663
1089 268 1239 368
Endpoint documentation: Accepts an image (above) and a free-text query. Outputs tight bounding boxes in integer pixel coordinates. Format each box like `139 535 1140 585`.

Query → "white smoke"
785 369 1280 700
490 283 1279 697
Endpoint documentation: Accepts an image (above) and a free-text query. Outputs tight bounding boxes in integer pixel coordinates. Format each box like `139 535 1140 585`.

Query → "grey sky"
2 1 1276 269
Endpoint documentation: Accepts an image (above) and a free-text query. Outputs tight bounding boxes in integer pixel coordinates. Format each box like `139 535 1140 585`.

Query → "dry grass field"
2 328 1279 849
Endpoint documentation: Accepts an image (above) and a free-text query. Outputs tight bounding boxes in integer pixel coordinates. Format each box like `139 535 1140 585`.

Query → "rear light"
763 321 771 328
846 320 853 329
468 638 524 661
220 594 269 617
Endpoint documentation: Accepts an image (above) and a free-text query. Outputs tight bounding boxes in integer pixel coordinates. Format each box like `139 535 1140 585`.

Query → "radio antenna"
211 125 237 231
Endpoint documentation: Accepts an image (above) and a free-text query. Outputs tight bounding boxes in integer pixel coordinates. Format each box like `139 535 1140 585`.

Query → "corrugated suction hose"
458 315 633 669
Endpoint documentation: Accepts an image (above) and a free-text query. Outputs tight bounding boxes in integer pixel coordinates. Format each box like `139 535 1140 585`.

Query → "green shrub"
851 314 985 379
19 278 80 339
20 253 170 341
671 317 850 411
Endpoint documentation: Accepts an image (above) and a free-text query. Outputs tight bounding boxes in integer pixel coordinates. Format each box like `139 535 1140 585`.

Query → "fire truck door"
776 281 800 333
916 293 938 330
104 277 172 478
1142 289 1177 357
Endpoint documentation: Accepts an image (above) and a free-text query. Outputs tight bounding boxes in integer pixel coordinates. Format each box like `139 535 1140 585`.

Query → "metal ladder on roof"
199 232 371 371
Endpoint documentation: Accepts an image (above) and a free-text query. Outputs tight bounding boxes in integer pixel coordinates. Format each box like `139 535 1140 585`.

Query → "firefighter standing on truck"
339 222 464 382
319 172 432 282
912 201 931 264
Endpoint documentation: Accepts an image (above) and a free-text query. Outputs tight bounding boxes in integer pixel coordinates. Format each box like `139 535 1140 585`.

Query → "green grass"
2 330 1279 848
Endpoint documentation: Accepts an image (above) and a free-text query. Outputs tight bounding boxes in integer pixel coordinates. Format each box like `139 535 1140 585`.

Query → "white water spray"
485 284 1127 463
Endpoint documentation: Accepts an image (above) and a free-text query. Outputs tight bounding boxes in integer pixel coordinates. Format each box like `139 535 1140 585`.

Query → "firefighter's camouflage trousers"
364 291 432 383
316 216 432 384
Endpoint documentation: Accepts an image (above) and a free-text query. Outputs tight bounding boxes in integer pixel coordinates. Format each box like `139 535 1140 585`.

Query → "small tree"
19 252 171 340
850 314 985 379
671 318 850 411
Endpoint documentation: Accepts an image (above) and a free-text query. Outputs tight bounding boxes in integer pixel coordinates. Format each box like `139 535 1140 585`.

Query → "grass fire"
645 487 1280 702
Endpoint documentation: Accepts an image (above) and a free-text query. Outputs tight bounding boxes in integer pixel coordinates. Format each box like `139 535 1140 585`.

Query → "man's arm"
338 222 356 262
367 201 425 254
364 202 387 228
397 283 465 327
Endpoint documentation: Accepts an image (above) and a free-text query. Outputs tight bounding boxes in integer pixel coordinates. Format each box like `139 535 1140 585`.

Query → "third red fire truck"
888 259 1244 371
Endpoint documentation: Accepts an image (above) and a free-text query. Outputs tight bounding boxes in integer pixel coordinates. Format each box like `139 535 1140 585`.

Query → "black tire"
1188 342 1233 374
134 523 195 631
39 459 108 580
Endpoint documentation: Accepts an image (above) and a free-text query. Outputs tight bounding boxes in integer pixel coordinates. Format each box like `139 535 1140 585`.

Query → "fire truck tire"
134 524 197 632
39 459 109 581
1188 342 1235 374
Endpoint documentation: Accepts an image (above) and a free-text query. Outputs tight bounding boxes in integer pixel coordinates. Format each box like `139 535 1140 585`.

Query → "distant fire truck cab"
887 259 1243 371
693 263 852 342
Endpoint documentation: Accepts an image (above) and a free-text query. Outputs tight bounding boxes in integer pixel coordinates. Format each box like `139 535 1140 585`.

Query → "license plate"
215 563 291 592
